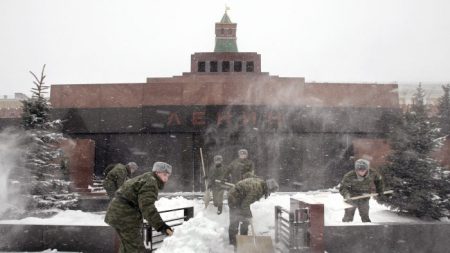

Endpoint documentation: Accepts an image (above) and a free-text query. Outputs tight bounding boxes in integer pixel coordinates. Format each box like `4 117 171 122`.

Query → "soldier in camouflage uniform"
339 158 384 222
227 177 279 246
103 162 139 199
104 162 173 253
225 149 255 184
208 155 226 214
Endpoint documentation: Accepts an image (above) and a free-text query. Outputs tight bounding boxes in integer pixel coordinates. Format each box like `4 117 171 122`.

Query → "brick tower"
214 8 238 52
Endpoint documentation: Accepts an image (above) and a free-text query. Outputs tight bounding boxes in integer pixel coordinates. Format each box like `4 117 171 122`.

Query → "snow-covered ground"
1 190 446 253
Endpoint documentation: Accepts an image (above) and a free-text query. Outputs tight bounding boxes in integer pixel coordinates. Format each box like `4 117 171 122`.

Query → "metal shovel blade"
203 190 211 208
236 235 274 253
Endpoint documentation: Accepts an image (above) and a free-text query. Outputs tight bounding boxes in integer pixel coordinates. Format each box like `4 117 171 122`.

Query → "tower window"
234 61 242 72
222 61 230 72
210 61 218 72
246 61 254 72
198 61 206 72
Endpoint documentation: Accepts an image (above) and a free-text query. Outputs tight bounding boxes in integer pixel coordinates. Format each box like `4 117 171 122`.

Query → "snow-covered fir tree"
435 84 450 217
20 65 78 212
380 84 449 219
437 84 450 136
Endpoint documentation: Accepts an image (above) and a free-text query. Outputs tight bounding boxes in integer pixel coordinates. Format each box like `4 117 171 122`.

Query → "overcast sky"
1 0 449 98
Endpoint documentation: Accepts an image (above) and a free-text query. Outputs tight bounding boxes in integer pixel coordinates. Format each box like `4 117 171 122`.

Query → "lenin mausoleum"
48 12 400 192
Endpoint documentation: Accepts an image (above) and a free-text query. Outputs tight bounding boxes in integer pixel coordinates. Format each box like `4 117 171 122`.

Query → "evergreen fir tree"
437 84 450 136
435 83 450 217
20 65 78 212
21 65 50 129
380 84 448 219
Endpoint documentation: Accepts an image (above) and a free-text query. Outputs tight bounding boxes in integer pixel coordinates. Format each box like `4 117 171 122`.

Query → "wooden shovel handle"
348 190 394 201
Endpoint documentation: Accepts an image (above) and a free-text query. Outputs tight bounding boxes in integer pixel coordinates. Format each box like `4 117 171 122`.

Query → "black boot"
217 205 222 215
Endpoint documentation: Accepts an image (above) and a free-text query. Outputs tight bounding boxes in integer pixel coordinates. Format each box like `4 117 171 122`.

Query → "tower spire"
214 8 238 52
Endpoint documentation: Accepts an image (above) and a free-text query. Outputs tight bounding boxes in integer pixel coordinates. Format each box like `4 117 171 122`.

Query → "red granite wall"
353 138 450 171
61 139 95 191
50 76 399 109
191 52 261 73
352 138 391 169
290 198 324 253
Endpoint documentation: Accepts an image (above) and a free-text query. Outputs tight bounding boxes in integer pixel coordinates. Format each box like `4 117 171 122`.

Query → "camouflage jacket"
228 177 267 217
208 163 226 189
103 163 130 198
225 158 255 184
339 168 384 198
104 172 165 230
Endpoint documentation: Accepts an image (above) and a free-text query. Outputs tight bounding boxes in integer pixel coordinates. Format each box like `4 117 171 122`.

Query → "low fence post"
184 207 194 221
290 198 324 253
289 210 296 252
275 206 280 244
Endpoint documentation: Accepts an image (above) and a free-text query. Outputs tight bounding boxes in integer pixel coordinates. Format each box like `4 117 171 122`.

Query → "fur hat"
266 178 279 193
238 149 248 156
213 155 223 163
126 162 138 171
152 162 172 174
355 159 369 171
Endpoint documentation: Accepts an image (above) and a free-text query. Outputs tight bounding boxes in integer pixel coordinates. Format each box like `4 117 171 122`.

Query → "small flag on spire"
225 5 230 13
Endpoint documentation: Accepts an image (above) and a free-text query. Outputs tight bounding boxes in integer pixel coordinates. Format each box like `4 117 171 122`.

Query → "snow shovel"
215 179 235 188
341 190 394 209
200 148 211 208
236 219 275 253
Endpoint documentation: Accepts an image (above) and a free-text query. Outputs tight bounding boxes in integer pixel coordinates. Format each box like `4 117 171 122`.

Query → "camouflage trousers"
228 207 250 246
115 226 146 253
105 199 145 252
212 188 224 210
342 199 371 222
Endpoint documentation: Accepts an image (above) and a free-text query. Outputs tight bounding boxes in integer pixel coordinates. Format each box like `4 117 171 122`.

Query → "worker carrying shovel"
339 158 386 223
227 177 279 248
208 155 227 214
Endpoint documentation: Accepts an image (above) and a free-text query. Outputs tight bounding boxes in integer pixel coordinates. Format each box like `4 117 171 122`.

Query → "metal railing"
275 205 310 253
143 206 194 252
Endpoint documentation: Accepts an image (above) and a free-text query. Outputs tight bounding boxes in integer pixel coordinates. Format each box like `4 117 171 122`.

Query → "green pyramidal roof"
220 12 232 24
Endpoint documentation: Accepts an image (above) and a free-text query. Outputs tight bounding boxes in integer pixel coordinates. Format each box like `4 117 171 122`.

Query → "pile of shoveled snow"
1 191 434 253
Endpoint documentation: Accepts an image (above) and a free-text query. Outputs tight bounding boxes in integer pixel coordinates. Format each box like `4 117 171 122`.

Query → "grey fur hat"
152 162 172 174
126 162 138 170
238 149 248 156
355 159 370 171
266 178 279 193
213 155 223 163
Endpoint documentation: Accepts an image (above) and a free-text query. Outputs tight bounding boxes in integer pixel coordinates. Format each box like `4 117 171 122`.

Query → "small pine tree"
437 84 450 136
380 84 448 219
20 65 77 212
21 65 50 129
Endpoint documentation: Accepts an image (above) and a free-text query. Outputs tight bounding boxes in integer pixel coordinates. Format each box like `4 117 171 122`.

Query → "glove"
158 223 173 236
376 191 387 202
343 194 355 205
343 194 351 202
